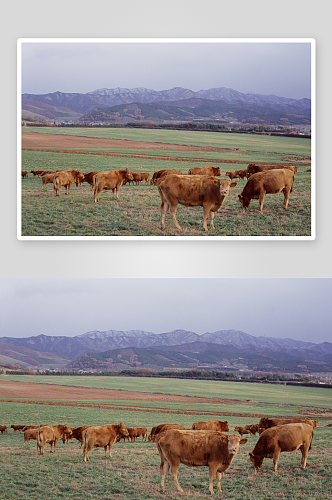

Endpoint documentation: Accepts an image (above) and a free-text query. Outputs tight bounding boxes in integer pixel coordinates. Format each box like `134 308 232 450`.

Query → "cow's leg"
283 186 291 209
169 464 183 493
216 472 223 493
300 444 309 469
272 448 281 472
169 204 181 230
160 200 170 230
208 464 219 495
259 191 266 212
160 458 170 493
94 189 99 203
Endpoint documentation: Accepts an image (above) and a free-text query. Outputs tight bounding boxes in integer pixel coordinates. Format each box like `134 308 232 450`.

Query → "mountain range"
0 329 330 374
22 86 311 126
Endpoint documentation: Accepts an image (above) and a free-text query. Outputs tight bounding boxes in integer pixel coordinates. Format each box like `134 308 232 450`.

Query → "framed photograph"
18 38 315 240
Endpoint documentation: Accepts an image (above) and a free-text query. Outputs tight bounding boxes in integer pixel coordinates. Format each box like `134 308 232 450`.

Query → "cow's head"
219 178 237 197
220 434 248 456
249 452 264 472
124 168 134 181
75 170 85 186
118 422 129 437
238 194 251 211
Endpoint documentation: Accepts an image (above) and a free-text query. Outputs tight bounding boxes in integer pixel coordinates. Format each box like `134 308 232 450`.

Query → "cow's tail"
37 430 43 453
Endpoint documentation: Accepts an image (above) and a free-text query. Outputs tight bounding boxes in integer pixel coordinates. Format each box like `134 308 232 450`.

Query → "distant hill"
0 329 330 374
22 86 311 126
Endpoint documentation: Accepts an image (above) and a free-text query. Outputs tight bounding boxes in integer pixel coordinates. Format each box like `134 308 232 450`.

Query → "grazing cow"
31 170 44 176
234 426 252 437
192 420 229 432
237 169 248 180
140 172 150 184
246 424 259 435
36 424 71 455
0 425 7 434
225 171 240 181
93 168 134 202
148 423 185 443
41 172 55 189
238 168 295 212
53 170 84 196
116 426 148 443
258 417 317 433
188 166 221 176
249 423 314 473
158 174 237 231
157 429 248 495
22 170 28 178
11 425 26 432
82 422 129 462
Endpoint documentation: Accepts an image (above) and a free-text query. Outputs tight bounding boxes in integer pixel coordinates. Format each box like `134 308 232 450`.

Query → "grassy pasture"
0 376 331 499
20 127 312 238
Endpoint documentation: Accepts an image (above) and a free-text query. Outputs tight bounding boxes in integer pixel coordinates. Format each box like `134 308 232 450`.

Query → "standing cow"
82 422 129 462
156 429 248 495
158 174 237 231
93 169 134 202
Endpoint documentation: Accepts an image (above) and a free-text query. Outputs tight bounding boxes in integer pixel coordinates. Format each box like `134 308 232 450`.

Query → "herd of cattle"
2 416 317 494
22 162 299 231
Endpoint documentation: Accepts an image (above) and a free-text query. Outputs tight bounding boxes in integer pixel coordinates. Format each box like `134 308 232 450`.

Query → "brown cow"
192 420 229 432
81 171 99 189
238 168 295 212
36 424 71 454
158 174 237 231
22 170 28 178
93 168 134 202
150 169 183 185
157 429 248 494
188 166 221 176
82 422 129 462
11 425 26 432
116 426 147 442
53 170 84 196
0 425 7 434
31 170 44 176
225 171 240 181
148 423 185 443
23 427 40 446
249 423 314 473
246 163 298 178
234 426 252 437
66 426 90 448
41 172 55 189
258 417 317 433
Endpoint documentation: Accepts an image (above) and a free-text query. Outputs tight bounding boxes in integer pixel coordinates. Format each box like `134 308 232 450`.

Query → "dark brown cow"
238 168 295 212
188 166 221 176
157 429 248 494
225 171 240 181
82 422 129 461
66 426 90 448
192 420 229 432
234 426 252 437
22 170 28 178
93 168 134 202
246 163 298 178
11 425 26 432
53 170 84 196
158 174 237 231
116 426 147 442
81 171 99 189
31 170 44 176
0 425 7 434
150 169 183 185
249 423 314 473
36 424 71 454
258 417 317 433
23 427 40 446
148 423 185 443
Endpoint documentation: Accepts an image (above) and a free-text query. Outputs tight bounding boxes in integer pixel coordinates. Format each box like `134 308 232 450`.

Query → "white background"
2 0 331 279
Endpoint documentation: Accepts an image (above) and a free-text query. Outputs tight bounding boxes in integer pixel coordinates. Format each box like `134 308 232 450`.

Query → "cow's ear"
240 438 248 445
249 452 254 457
230 182 237 187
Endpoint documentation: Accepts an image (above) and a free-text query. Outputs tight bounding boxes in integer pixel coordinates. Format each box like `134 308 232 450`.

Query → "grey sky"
20 39 312 100
0 279 330 344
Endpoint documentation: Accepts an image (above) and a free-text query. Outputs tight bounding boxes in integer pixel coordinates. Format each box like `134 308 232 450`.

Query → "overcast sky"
0 279 330 344
20 39 312 100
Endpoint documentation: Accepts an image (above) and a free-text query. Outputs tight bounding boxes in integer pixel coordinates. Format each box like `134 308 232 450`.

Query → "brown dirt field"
1 381 329 419
21 132 232 153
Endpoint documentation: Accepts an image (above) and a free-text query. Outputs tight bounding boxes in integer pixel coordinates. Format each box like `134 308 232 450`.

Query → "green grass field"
20 127 312 238
0 375 331 499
